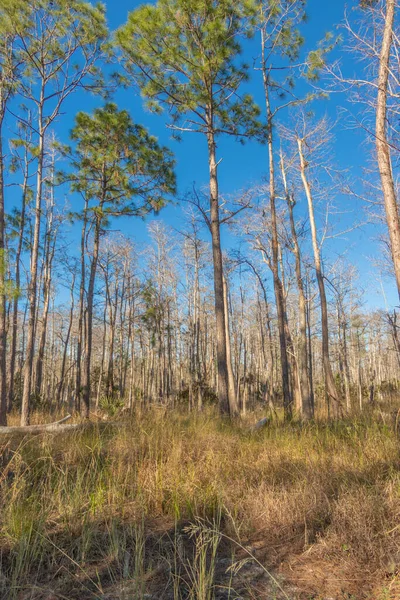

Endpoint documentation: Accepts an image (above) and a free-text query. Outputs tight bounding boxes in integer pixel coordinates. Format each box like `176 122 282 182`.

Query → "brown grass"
0 409 399 599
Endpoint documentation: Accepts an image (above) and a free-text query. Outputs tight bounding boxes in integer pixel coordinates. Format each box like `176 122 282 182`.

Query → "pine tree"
117 0 262 415
62 103 176 418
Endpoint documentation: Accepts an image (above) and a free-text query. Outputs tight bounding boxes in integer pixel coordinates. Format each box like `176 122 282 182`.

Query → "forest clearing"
1 0 400 598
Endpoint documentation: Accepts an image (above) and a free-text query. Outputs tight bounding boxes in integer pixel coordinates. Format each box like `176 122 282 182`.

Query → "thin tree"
295 119 342 415
280 150 313 418
375 0 400 301
258 0 307 418
34 146 61 398
7 114 35 412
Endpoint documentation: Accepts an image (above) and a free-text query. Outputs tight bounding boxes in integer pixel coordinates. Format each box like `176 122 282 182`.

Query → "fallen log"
0 415 126 436
0 414 73 435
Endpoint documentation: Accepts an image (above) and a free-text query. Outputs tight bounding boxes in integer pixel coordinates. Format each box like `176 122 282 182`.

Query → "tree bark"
21 99 45 426
75 198 89 413
376 0 400 301
0 98 7 425
206 121 230 415
337 299 352 411
56 271 75 407
297 136 341 416
8 156 29 412
223 275 239 415
35 193 57 397
82 211 102 418
281 152 313 419
96 300 107 408
262 85 292 415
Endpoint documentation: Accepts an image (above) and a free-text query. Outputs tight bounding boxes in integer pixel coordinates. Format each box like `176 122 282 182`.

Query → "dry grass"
0 409 399 599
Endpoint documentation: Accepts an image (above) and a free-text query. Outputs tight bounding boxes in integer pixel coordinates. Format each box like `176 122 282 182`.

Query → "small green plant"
99 394 124 416
184 516 222 600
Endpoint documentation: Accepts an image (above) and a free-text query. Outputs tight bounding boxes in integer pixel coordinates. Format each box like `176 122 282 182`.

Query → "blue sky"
6 0 397 310
105 0 394 309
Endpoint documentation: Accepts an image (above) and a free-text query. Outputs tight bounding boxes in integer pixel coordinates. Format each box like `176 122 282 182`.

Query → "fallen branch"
0 414 73 435
0 416 126 436
251 417 269 432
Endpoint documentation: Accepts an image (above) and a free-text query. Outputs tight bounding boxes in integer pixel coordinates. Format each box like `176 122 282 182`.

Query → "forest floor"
0 408 399 600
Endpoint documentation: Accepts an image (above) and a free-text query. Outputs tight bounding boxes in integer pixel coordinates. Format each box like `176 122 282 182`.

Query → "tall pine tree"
117 0 262 416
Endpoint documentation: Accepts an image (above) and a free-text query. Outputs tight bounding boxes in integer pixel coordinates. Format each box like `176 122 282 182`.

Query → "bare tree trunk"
35 187 57 397
223 275 239 415
96 300 107 408
337 299 352 411
0 102 7 425
82 211 102 418
387 310 400 368
245 260 275 408
305 271 316 414
281 152 313 419
357 329 363 411
21 99 45 426
206 121 230 415
297 137 341 416
75 198 89 413
376 0 400 301
105 275 117 398
261 35 292 417
267 178 292 415
127 286 136 410
118 267 127 398
8 152 30 412
56 272 75 407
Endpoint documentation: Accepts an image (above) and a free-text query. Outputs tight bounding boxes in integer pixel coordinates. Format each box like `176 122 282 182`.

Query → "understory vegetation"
1 409 400 599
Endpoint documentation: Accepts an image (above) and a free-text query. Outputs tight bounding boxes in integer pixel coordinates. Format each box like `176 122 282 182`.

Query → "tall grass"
0 410 399 598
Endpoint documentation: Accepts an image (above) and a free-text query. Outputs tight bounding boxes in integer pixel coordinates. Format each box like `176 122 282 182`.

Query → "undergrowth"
0 410 399 599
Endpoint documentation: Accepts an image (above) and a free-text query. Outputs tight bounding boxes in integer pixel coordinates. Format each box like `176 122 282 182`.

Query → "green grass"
0 410 400 599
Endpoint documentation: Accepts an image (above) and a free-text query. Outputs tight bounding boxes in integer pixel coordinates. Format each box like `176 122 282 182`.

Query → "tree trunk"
206 121 230 415
297 136 341 416
105 276 116 398
35 195 56 397
21 101 45 426
96 301 107 408
261 33 292 418
82 212 102 418
388 310 400 368
127 288 136 410
376 0 400 301
223 275 239 415
281 152 313 419
337 300 352 411
0 101 7 425
75 198 89 413
56 272 75 407
8 160 29 412
267 149 292 415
